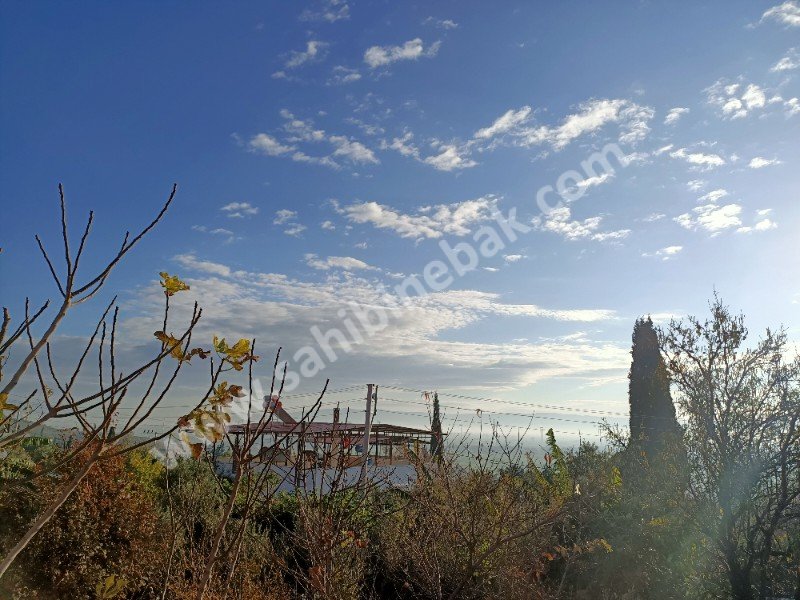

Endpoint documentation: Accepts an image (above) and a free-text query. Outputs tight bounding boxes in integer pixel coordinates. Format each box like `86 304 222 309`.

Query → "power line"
382 384 628 417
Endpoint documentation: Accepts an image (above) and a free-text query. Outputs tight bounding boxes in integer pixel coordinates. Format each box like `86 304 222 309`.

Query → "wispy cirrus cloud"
472 99 653 150
191 225 238 244
423 17 458 30
304 254 378 271
517 99 654 149
364 38 441 68
669 147 726 169
339 196 499 240
473 106 533 139
383 98 653 173
299 0 350 23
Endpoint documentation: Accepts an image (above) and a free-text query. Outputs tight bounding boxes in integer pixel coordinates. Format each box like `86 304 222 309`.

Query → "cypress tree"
628 316 680 454
430 392 442 458
606 318 689 598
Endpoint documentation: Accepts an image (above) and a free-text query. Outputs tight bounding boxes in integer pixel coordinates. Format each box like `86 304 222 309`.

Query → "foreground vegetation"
0 189 797 599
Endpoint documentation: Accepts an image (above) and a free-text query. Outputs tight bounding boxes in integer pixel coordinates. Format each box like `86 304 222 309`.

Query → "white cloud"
286 40 328 69
247 111 378 170
191 225 238 243
271 209 307 236
385 98 652 173
771 48 800 71
248 134 295 156
283 224 307 237
329 135 379 164
474 106 533 139
737 219 778 233
653 144 673 156
383 132 420 159
173 253 231 277
698 189 728 203
273 209 298 225
119 256 625 392
664 107 689 125
575 172 614 192
503 254 524 263
423 144 478 171
755 218 778 231
291 151 340 169
675 203 742 234
748 156 781 168
517 98 654 149
321 220 336 230
760 1 800 26
423 17 458 29
741 84 767 110
281 109 327 142
221 202 259 218
706 80 770 119
304 254 378 271
533 206 630 242
364 38 441 68
328 65 361 85
687 179 706 192
299 0 350 22
643 245 683 260
382 133 476 172
643 213 665 222
669 147 726 169
341 196 498 239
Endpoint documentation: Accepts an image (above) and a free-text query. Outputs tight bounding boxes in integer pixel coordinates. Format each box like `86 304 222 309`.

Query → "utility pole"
359 383 374 483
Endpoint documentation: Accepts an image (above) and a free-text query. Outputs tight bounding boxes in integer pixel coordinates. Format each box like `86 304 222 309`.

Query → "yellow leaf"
0 392 19 415
154 331 185 360
212 336 259 369
159 272 189 296
96 574 127 599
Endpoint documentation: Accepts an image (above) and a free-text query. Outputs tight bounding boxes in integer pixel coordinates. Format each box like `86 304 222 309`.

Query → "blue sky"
1 1 799 438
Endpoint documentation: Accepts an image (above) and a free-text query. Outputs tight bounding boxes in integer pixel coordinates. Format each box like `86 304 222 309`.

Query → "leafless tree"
660 295 800 600
188 342 329 600
0 185 221 578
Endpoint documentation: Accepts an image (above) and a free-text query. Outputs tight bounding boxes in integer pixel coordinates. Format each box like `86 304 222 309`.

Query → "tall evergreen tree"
430 392 442 458
628 317 681 453
598 317 692 599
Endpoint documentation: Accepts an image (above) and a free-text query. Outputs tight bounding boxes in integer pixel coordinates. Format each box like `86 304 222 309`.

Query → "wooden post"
359 384 373 482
